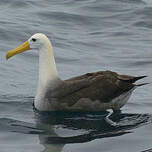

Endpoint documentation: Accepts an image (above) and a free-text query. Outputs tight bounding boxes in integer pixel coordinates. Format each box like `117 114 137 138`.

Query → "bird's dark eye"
32 38 36 42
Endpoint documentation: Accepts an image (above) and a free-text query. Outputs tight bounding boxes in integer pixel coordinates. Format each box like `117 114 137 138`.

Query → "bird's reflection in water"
0 111 150 152
34 111 150 152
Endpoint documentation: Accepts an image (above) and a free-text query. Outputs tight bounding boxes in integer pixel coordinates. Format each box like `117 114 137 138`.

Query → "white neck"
38 40 59 88
35 38 61 110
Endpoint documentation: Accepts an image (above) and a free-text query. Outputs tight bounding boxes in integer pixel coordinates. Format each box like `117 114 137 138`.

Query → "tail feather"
119 76 147 83
132 76 147 83
136 83 149 87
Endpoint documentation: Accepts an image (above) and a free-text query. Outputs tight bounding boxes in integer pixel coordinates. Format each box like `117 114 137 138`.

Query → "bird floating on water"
6 33 147 112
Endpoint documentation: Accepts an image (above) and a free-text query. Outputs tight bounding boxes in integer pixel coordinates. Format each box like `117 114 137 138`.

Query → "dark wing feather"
52 71 143 106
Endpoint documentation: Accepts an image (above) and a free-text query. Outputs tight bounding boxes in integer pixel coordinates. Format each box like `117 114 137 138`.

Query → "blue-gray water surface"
0 0 152 152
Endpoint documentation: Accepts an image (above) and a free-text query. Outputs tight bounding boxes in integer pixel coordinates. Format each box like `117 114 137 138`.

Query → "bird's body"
6 33 147 112
35 70 145 112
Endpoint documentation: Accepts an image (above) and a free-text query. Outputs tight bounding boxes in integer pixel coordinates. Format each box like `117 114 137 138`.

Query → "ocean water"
0 0 152 152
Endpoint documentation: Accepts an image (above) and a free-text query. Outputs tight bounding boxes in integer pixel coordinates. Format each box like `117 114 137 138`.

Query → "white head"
6 33 53 59
6 33 59 85
28 33 52 50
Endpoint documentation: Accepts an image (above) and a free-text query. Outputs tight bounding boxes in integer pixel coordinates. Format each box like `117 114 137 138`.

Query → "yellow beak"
6 40 31 60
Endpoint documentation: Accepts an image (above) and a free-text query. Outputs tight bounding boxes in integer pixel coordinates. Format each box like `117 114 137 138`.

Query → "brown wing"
52 70 144 106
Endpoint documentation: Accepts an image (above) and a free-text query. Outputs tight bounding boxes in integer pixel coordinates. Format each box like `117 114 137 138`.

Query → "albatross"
6 33 147 112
